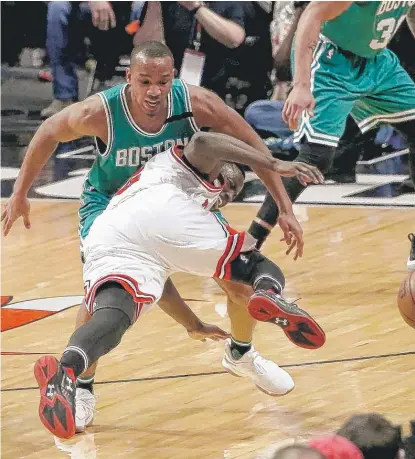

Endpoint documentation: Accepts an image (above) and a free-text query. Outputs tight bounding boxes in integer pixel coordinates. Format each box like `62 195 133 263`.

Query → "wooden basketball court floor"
1 201 415 459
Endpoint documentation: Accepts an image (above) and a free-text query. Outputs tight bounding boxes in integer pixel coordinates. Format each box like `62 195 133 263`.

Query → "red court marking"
1 296 13 307
1 309 54 332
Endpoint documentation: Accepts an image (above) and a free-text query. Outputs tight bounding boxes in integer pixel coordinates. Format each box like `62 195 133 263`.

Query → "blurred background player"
248 1 415 261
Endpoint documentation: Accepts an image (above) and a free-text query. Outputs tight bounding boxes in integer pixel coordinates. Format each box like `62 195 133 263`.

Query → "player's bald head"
130 41 174 70
272 445 325 459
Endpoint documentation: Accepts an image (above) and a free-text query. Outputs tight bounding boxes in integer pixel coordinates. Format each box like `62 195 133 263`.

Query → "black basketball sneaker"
34 356 76 439
408 233 415 272
248 290 326 350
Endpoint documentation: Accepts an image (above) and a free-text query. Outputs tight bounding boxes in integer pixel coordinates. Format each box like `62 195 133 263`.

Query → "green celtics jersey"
321 1 414 58
87 79 198 195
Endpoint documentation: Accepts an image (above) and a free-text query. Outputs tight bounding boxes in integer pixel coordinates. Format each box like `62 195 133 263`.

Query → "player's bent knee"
229 251 286 292
93 282 137 326
297 142 336 174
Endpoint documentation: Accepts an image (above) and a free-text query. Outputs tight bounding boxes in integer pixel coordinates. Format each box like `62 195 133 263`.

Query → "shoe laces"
76 389 96 417
408 233 415 243
249 349 270 375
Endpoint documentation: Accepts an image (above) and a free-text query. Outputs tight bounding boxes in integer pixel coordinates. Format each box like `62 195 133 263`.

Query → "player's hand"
277 212 304 261
282 83 315 130
1 193 31 237
274 160 324 186
89 1 116 30
187 321 231 342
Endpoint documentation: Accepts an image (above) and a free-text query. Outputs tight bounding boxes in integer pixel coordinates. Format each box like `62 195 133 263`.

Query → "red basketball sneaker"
248 290 326 350
34 355 76 439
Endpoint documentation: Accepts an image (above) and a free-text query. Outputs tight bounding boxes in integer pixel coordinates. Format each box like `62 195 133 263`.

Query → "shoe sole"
222 361 294 397
34 356 76 439
248 293 326 350
407 259 415 272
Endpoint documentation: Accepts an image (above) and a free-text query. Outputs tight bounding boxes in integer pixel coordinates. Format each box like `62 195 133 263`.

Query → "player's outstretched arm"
186 131 323 187
185 131 278 173
283 1 353 129
158 279 230 341
1 96 105 236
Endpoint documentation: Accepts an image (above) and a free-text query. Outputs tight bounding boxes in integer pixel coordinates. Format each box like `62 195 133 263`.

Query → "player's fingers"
282 102 291 124
109 8 117 28
296 173 309 187
285 240 296 256
92 10 99 27
216 331 231 340
289 106 302 130
295 235 304 259
102 13 110 31
284 230 292 246
23 214 31 229
308 98 316 118
97 10 108 30
3 218 12 237
1 208 7 222
299 167 320 185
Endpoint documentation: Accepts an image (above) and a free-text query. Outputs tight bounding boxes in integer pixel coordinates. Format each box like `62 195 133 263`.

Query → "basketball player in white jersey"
34 131 325 439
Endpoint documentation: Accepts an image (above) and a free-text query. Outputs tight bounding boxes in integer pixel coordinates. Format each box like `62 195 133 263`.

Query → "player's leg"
71 303 96 433
390 119 415 271
34 282 142 439
351 50 415 270
226 244 325 350
211 210 257 361
214 279 256 359
249 41 358 248
152 204 293 396
69 186 112 431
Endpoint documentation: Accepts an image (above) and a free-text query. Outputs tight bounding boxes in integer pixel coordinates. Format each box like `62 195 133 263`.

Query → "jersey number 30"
370 16 406 50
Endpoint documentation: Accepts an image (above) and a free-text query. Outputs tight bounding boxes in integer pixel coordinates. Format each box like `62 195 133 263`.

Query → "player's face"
127 56 174 117
216 164 245 208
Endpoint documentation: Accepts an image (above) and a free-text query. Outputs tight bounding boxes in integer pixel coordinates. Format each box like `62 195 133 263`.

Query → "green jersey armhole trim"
120 84 172 137
180 79 200 134
96 91 114 157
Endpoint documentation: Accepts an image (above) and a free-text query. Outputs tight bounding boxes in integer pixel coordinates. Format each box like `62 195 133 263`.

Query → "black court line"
2 350 414 393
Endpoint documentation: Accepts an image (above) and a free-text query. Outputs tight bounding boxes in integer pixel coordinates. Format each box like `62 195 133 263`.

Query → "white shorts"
82 184 246 322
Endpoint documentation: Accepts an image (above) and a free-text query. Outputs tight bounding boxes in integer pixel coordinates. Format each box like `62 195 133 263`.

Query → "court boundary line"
2 350 414 392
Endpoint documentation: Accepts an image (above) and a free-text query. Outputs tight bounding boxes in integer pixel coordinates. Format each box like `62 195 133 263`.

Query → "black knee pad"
229 251 286 292
94 282 137 326
296 142 336 174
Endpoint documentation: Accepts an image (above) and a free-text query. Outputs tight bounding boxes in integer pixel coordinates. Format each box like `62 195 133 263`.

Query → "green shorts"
78 180 111 242
294 39 415 147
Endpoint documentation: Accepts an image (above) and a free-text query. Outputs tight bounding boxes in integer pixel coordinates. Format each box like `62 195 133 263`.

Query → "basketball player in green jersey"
2 41 323 431
248 1 415 254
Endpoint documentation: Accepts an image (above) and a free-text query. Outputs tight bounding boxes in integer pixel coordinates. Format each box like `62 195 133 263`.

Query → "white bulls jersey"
110 145 223 212
83 146 247 322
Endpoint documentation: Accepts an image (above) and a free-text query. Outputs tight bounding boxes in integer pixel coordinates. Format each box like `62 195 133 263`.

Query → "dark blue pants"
47 2 144 100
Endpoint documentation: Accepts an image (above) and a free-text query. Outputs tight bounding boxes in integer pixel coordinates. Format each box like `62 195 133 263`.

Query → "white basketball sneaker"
222 339 294 396
75 388 96 433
